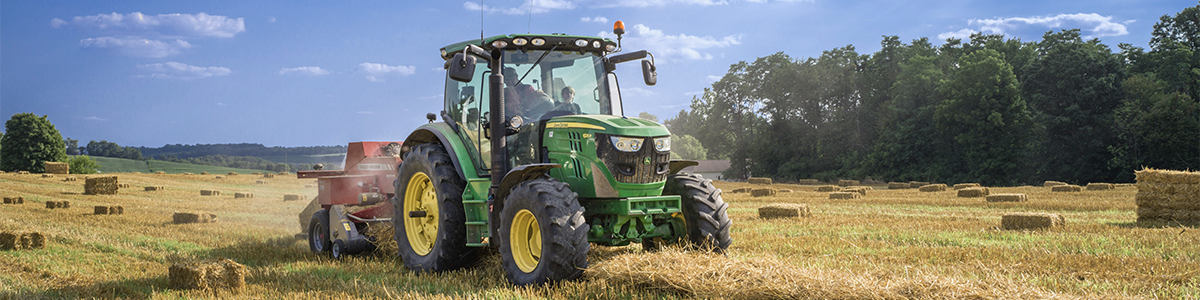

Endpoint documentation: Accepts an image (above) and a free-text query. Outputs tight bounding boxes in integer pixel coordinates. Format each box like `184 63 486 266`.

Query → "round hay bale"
1086 183 1115 190
1051 185 1082 192
1002 213 1065 230
887 182 910 189
829 192 860 199
1043 181 1068 187
750 188 777 197
986 193 1028 202
758 203 811 218
918 184 947 192
953 183 981 190
957 187 989 197
815 185 841 192
748 177 773 185
837 180 859 187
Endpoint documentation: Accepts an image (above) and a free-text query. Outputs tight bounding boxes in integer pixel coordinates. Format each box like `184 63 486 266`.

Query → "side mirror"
448 53 476 82
641 59 657 86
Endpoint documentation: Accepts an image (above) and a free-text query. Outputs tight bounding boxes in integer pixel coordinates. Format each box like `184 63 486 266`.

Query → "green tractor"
392 22 732 285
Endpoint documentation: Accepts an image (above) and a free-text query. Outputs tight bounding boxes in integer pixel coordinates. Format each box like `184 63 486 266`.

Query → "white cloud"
53 12 245 38
596 0 729 7
268 17 277 23
940 13 1129 40
137 62 231 79
79 37 192 58
599 24 741 61
83 116 107 121
581 16 609 23
937 28 977 41
464 0 576 15
356 62 416 82
279 66 330 76
706 75 722 82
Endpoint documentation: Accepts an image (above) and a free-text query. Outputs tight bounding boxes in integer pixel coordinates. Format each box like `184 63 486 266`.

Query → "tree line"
666 5 1199 186
137 143 345 159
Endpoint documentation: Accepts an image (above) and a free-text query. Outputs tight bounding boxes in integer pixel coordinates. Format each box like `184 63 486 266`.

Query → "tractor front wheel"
393 143 476 272
664 173 732 252
498 177 589 285
308 209 332 255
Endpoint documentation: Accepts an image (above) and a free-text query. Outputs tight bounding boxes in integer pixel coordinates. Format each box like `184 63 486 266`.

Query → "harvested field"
748 177 773 185
758 203 810 218
1052 185 1083 192
957 187 990 197
1002 212 1066 230
987 193 1028 202
918 184 947 192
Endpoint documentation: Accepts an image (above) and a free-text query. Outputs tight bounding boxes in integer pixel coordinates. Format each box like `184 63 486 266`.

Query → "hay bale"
815 185 841 192
111 206 124 215
887 182 910 189
84 176 119 195
234 192 254 199
748 177 773 185
17 233 31 250
758 203 811 218
255 180 267 184
173 212 218 224
953 183 981 190
29 232 45 249
1002 213 1065 230
277 172 291 176
118 183 130 188
957 187 989 197
214 176 224 179
44 161 69 174
2 197 10 204
837 180 859 187
227 172 238 176
918 184 947 192
41 174 55 178
1134 168 1200 223
251 172 262 175
145 186 165 191
796 179 819 185
168 258 246 291
1051 185 1082 192
15 197 23 204
908 181 930 188
200 190 221 196
1115 183 1133 188
829 192 860 199
986 193 1027 202
1043 181 1068 187
155 171 167 175
779 189 793 193
17 171 30 174
63 176 77 182
843 187 869 196
0 232 16 250
283 194 304 201
94 206 110 215
183 172 195 175
263 173 275 178
1086 183 1115 190
750 188 777 197
730 188 752 193
200 172 209 175
59 201 70 208
46 201 58 209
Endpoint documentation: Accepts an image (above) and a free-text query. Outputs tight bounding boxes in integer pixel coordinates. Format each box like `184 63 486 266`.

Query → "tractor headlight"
531 38 546 46
492 40 508 49
654 137 670 152
575 39 589 47
513 38 528 46
611 136 643 152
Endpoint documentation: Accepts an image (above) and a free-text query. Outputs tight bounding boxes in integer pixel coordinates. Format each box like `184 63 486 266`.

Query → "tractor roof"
439 34 616 61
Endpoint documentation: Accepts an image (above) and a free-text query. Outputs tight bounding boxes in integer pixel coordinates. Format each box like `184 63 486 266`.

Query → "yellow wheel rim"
403 172 439 256
510 209 541 273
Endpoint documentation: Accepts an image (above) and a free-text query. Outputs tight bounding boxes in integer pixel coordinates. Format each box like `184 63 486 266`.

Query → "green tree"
64 138 80 155
865 53 951 181
1109 74 1200 180
935 49 1032 185
636 112 658 123
1 113 68 172
670 134 707 160
1146 3 1200 101
68 155 101 174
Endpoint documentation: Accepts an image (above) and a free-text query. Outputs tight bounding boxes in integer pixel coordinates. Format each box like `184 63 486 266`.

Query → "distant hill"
92 156 278 174
138 143 345 160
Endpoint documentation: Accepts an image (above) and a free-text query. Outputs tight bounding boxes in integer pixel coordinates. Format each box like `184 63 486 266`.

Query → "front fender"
401 122 477 181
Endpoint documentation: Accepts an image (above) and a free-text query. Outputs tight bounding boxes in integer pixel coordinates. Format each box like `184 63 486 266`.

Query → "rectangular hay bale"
169 259 246 291
283 194 303 201
29 232 45 249
94 206 110 215
1051 185 1082 192
838 180 860 187
84 176 119 195
758 203 811 218
953 183 981 190
750 188 777 197
908 181 930 188
747 177 773 185
234 192 254 199
200 190 221 196
829 192 860 199
1086 183 1115 190
263 174 275 178
957 187 989 197
173 212 218 224
888 182 910 189
986 193 1027 202
1043 181 1068 187
816 185 841 192
44 161 69 174
918 184 947 192
0 232 16 250
1002 212 1065 230
46 201 58 209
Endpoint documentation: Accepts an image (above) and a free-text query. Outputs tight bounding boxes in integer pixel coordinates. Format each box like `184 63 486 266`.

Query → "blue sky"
2 0 1194 147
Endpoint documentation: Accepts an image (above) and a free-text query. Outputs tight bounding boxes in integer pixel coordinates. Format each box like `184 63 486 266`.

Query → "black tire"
663 173 733 253
308 209 332 254
332 240 346 260
392 143 477 272
498 177 589 285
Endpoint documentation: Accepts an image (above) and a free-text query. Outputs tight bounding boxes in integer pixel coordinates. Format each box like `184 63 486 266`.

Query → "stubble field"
1 172 1196 299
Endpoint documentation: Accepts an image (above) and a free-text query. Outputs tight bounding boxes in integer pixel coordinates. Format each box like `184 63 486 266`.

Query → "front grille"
595 134 670 184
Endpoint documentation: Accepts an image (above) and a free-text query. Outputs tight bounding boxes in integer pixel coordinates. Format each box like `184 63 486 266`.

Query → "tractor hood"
545 114 670 138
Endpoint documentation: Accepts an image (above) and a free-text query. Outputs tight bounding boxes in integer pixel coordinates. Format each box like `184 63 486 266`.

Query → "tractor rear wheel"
393 143 476 272
664 173 732 252
308 209 332 255
498 177 589 285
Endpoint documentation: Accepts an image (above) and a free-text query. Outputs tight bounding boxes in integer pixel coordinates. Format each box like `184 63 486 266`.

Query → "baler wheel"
332 240 346 259
392 143 477 272
664 173 733 253
499 177 589 285
308 209 332 255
